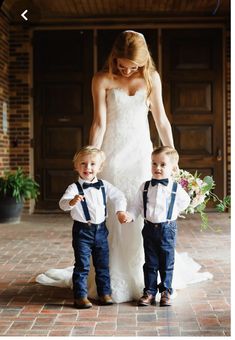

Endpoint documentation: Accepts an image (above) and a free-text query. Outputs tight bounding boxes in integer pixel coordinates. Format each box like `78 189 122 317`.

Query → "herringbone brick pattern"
0 213 230 336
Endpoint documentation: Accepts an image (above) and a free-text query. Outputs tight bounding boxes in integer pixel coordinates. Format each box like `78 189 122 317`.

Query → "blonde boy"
125 146 190 307
59 146 127 309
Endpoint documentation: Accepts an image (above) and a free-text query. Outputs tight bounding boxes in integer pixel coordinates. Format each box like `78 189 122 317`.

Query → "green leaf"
203 176 214 185
215 195 231 212
0 167 40 202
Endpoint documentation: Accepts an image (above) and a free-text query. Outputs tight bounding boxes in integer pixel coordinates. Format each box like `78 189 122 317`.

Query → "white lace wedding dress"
36 88 212 302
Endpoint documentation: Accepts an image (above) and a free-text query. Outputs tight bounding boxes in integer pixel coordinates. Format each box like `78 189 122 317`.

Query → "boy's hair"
73 145 106 166
152 146 179 165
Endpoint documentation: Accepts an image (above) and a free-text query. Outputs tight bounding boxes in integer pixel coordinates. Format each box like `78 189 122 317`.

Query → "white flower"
191 194 206 208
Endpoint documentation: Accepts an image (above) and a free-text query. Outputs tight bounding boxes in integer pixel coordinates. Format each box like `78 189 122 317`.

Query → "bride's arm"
89 73 107 148
149 71 174 148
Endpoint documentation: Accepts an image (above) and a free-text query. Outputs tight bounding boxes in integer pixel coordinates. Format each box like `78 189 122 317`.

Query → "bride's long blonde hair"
105 30 156 98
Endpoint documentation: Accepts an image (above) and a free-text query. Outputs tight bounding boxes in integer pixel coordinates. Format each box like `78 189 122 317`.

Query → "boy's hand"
69 195 84 206
117 211 132 224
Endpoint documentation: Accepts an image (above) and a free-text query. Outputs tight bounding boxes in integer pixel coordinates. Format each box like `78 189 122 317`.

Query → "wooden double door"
33 28 224 210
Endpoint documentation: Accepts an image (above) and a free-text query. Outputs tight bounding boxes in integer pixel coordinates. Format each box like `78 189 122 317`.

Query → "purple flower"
180 179 189 189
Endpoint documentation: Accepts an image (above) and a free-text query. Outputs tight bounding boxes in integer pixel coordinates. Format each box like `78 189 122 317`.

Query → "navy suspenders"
143 181 151 219
143 181 178 221
75 180 106 224
75 182 91 222
166 182 177 220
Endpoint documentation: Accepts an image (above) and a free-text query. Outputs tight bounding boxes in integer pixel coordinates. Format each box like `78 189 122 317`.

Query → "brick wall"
0 11 10 175
8 25 31 175
0 10 32 211
0 11 31 177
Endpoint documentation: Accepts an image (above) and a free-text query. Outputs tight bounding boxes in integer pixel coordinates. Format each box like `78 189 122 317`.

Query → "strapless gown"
35 88 212 302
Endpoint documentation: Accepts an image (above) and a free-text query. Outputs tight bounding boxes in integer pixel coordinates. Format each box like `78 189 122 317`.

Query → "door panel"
34 30 93 210
173 82 212 114
162 29 223 199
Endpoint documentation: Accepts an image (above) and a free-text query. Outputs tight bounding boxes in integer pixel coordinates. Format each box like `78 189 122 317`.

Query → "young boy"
124 146 190 307
59 146 127 309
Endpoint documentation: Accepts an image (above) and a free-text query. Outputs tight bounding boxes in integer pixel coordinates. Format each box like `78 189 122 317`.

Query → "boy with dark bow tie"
59 146 127 309
124 146 190 307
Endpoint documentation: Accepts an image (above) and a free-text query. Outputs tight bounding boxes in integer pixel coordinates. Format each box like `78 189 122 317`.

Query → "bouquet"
174 169 230 230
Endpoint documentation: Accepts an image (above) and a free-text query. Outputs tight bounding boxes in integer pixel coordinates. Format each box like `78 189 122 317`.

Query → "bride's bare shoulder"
151 70 162 86
92 71 113 89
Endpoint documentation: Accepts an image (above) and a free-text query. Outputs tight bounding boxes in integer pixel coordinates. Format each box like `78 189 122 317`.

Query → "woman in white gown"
36 31 212 302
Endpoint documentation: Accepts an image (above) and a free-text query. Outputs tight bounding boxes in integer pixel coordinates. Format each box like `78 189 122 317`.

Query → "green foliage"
201 175 215 194
198 190 230 231
215 195 231 212
175 170 231 231
0 168 40 203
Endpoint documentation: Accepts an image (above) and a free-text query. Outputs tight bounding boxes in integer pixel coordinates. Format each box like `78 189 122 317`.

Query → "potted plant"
0 168 40 223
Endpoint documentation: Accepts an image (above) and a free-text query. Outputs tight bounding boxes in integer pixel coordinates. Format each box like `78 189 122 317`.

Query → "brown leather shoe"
74 297 92 309
160 291 171 307
138 293 156 306
99 295 113 305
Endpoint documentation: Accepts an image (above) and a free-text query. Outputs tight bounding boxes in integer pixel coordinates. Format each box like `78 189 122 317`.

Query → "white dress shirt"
129 178 190 223
59 177 127 224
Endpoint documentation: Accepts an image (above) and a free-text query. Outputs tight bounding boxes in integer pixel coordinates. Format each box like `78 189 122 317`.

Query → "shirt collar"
78 176 98 185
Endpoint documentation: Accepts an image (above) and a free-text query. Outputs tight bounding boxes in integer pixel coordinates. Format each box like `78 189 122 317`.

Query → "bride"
36 30 212 302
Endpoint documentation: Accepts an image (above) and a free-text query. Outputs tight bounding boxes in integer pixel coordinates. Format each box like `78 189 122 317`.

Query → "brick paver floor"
0 212 230 336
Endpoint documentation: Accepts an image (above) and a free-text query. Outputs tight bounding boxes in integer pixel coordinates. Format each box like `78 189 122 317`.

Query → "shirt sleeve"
175 184 191 213
59 183 78 211
128 183 144 221
104 180 127 212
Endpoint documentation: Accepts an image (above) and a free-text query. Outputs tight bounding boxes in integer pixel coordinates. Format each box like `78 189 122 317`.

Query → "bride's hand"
172 164 180 176
116 211 132 224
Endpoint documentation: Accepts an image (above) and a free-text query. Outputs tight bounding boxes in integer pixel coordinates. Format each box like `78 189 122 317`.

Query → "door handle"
58 117 71 122
216 148 222 161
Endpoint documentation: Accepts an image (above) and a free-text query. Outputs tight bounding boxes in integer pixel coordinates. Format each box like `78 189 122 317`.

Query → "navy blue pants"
142 220 177 296
72 221 111 299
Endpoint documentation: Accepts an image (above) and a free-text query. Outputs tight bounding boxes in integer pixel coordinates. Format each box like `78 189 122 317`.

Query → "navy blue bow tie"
151 178 169 187
83 182 101 190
